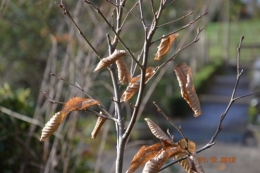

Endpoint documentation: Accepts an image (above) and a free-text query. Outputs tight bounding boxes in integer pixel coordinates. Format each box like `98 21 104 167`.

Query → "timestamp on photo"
198 156 236 164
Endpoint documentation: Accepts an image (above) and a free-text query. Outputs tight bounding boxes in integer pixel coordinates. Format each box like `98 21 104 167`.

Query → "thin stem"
40 91 65 105
120 2 140 29
151 11 208 44
49 72 93 98
85 0 143 69
138 0 146 27
56 2 101 59
157 11 193 28
153 102 187 140
86 110 119 122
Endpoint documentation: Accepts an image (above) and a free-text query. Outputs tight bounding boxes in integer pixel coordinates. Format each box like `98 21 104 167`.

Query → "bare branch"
84 0 143 69
153 102 188 140
40 91 65 105
152 11 208 44
49 72 93 98
56 2 102 59
157 11 193 28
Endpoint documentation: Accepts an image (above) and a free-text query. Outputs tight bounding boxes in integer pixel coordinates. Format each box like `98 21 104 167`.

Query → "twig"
153 102 191 154
84 0 143 69
151 11 208 44
120 2 140 29
157 11 193 28
153 102 187 140
40 91 65 105
138 0 146 27
56 1 102 60
86 110 119 122
49 72 93 98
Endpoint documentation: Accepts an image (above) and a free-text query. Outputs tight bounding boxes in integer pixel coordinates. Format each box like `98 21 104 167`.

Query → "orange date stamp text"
198 156 236 164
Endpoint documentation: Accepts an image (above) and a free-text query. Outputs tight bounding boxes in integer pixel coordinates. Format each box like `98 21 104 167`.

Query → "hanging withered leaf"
39 97 99 141
39 111 63 142
91 116 107 139
174 63 202 117
145 118 175 146
175 139 204 173
154 34 179 60
127 143 163 173
116 57 131 84
142 150 169 173
120 67 155 102
93 49 126 72
142 147 180 173
127 119 182 173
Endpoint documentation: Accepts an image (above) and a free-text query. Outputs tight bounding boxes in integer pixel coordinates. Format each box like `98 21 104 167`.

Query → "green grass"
206 20 260 63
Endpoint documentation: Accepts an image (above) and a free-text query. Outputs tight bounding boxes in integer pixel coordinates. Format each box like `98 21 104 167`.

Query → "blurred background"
0 0 260 172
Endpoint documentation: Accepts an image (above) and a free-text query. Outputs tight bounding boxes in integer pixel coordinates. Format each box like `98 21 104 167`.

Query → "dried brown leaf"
145 118 174 146
116 57 131 84
189 153 205 173
39 112 63 142
178 139 196 152
174 63 202 117
127 143 162 173
175 139 199 173
142 150 169 173
91 116 107 139
93 49 126 72
154 34 179 60
121 67 155 102
39 97 99 141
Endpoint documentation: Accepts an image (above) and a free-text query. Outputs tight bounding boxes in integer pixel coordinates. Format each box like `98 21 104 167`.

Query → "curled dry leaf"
91 116 107 139
189 153 205 173
145 118 174 146
142 150 169 173
39 97 99 141
121 67 155 102
39 112 63 142
127 143 162 173
93 49 126 72
174 63 202 117
116 57 131 84
154 34 179 60
142 146 181 173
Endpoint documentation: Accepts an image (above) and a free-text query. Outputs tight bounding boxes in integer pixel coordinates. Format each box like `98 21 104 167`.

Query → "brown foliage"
120 67 155 102
116 57 131 85
39 97 99 141
93 49 126 72
91 116 107 139
174 63 202 117
154 34 179 60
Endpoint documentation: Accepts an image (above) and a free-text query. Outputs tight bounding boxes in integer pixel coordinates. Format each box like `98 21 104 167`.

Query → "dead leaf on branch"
154 34 179 60
91 116 107 139
174 63 202 117
176 139 205 173
127 118 182 173
120 67 155 102
39 97 99 141
93 49 126 72
127 143 163 173
116 57 131 84
145 118 175 146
